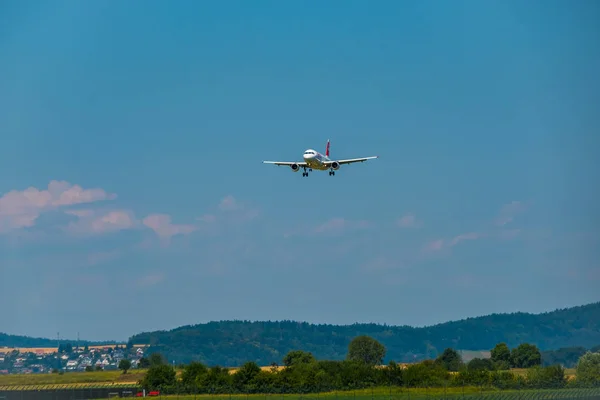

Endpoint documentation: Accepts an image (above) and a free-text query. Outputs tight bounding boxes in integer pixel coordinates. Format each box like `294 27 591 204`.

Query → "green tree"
403 360 449 387
197 366 232 389
511 343 542 368
180 361 208 386
233 361 261 389
491 343 511 369
575 351 600 386
138 357 150 369
526 365 566 389
149 353 165 366
346 335 386 366
118 359 132 374
283 350 316 367
139 364 176 390
386 360 404 385
467 357 494 371
435 348 464 371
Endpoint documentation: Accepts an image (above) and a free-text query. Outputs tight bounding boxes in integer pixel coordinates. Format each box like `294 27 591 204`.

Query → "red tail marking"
325 140 330 157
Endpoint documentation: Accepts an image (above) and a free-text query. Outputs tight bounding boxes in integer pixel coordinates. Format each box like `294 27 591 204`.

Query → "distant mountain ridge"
0 333 120 349
3 302 599 367
128 301 600 366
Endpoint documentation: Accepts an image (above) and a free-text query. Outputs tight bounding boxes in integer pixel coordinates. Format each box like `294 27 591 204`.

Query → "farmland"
2 386 600 400
0 369 145 388
0 366 579 391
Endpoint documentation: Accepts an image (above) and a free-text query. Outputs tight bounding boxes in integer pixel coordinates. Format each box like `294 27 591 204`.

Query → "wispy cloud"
314 217 371 235
218 195 240 211
422 200 531 255
495 201 528 226
142 214 196 242
136 273 165 288
397 213 419 228
0 180 115 233
423 232 485 253
449 232 485 246
66 209 137 235
1 182 258 247
64 209 95 218
200 195 260 229
423 239 445 252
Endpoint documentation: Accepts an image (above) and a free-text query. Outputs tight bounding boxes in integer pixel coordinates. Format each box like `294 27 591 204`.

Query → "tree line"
128 302 600 366
137 336 600 394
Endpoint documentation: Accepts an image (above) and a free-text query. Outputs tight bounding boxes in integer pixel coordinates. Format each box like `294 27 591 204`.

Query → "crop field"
132 387 600 400
1 385 599 400
509 368 577 380
0 366 290 389
0 382 137 390
0 369 146 387
2 387 600 400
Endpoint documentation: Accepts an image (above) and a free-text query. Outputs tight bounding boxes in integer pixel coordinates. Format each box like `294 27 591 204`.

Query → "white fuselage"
303 149 331 170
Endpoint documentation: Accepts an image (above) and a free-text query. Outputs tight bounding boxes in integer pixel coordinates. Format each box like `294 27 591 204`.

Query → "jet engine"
290 163 300 172
330 161 340 170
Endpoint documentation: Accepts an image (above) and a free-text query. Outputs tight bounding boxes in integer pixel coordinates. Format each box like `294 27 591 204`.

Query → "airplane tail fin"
325 139 330 157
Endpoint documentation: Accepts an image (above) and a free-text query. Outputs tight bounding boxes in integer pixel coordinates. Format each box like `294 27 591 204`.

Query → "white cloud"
197 196 259 230
423 232 485 253
64 209 95 218
90 211 136 233
0 180 115 233
142 214 196 240
1 182 258 246
65 209 137 235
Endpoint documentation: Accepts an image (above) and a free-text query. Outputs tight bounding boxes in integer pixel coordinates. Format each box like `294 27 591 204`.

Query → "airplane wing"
263 161 308 166
324 156 378 165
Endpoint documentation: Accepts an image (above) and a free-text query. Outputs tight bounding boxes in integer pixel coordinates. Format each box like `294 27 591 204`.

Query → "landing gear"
329 169 336 176
302 167 309 177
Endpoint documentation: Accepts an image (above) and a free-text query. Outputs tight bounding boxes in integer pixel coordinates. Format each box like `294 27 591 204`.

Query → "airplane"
263 140 378 177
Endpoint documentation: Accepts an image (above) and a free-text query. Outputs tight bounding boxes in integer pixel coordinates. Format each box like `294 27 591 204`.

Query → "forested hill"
0 333 118 348
129 301 600 366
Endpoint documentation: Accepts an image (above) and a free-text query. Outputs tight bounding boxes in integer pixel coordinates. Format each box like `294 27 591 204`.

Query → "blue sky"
1 0 599 342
